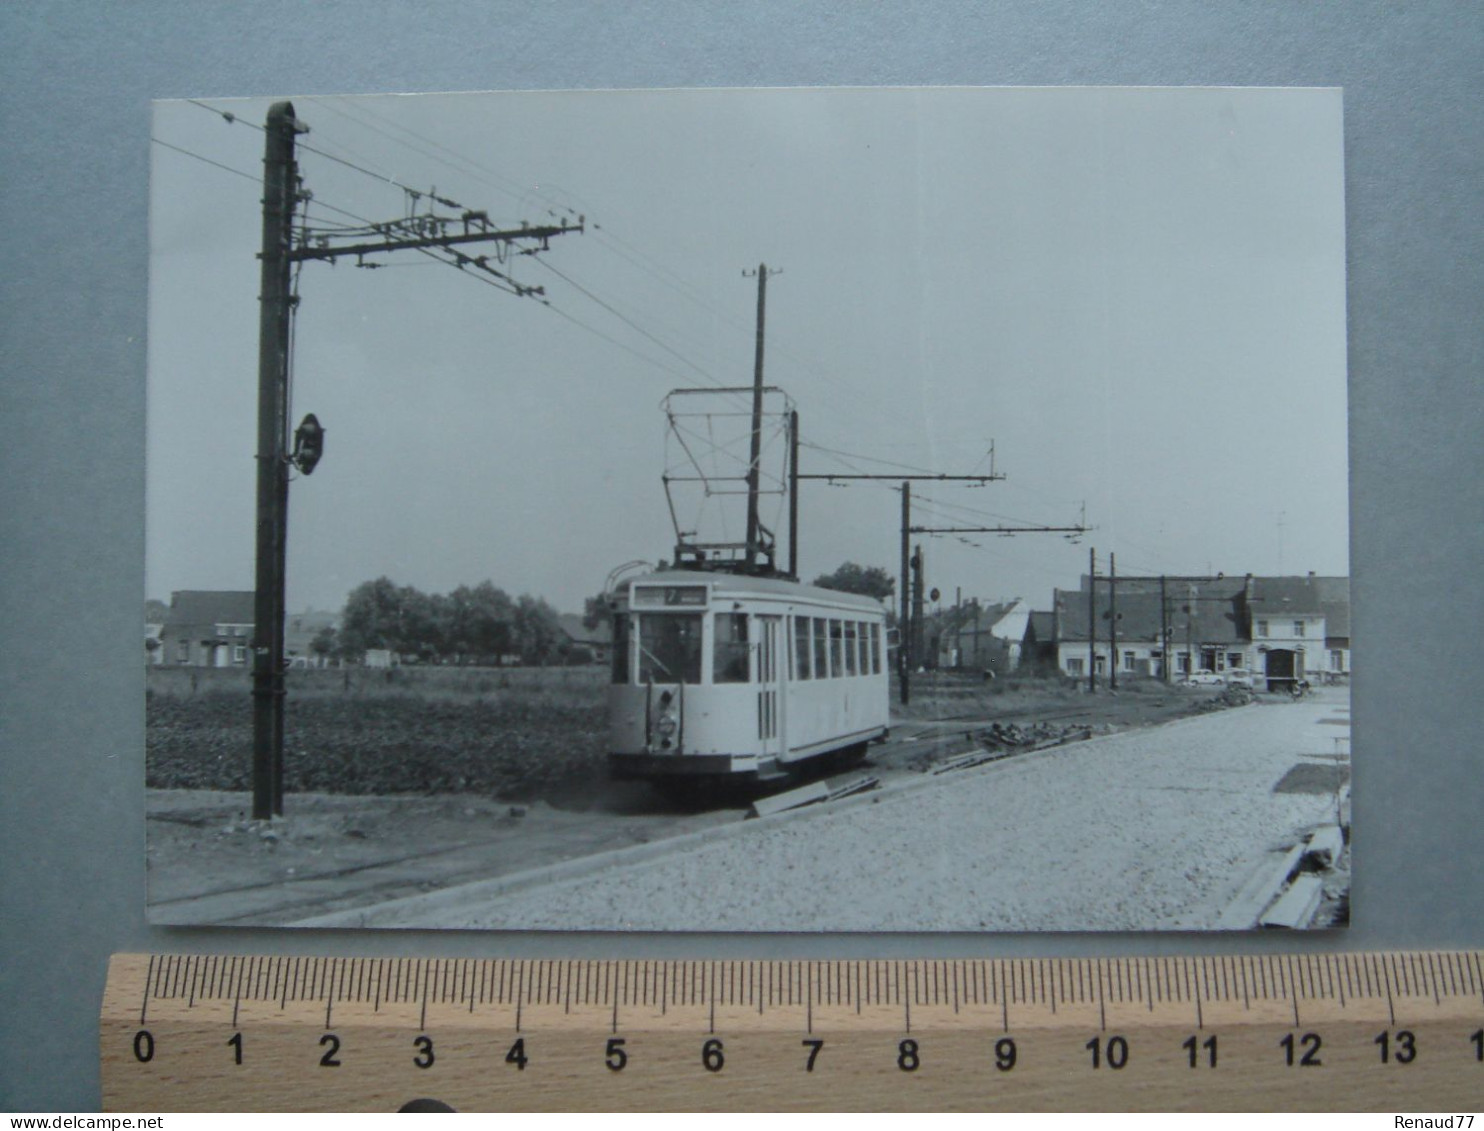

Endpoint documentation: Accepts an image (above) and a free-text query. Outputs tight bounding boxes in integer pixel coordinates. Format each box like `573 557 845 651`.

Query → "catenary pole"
251 101 302 820
247 106 579 821
1109 551 1118 690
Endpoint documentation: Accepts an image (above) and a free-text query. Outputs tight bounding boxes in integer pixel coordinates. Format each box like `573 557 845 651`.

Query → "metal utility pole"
251 101 302 819
1109 551 1118 690
742 264 779 571
789 465 1003 704
249 104 581 821
899 515 1091 690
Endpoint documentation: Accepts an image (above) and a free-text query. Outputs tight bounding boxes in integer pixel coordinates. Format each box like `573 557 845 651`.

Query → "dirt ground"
146 675 1295 926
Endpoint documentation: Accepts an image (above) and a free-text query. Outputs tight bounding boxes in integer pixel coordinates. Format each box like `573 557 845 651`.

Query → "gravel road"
327 689 1350 932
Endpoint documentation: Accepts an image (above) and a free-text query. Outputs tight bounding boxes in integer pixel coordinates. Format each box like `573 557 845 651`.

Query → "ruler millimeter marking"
103 952 1484 1112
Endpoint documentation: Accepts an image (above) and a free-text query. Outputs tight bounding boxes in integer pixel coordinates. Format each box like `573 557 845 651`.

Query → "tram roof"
621 570 887 614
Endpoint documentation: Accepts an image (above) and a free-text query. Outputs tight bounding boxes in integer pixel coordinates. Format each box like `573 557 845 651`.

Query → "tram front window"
637 613 702 684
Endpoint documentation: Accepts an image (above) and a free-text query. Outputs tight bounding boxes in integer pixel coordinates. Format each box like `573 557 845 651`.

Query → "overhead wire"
149 137 261 185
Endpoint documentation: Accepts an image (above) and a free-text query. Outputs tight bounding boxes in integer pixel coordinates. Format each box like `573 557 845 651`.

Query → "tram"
606 570 890 786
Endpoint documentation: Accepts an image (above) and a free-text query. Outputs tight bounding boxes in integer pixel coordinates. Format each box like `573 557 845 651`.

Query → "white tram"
607 570 890 785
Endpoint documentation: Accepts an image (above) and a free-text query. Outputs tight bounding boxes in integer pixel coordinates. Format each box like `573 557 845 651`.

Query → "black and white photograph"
144 85 1350 931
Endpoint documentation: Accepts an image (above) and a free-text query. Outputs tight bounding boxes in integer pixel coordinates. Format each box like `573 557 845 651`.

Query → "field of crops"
145 665 608 799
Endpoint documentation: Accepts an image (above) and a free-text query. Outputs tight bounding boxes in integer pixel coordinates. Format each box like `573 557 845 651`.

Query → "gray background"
1 1 1480 1111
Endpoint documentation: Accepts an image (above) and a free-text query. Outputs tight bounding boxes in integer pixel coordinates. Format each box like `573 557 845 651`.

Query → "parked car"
1181 670 1226 686
1225 668 1256 688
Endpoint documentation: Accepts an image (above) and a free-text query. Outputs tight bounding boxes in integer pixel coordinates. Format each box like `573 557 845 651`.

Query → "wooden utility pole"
1088 547 1097 693
1160 573 1171 683
1109 551 1118 690
788 409 800 578
742 264 779 572
899 482 911 703
249 105 581 820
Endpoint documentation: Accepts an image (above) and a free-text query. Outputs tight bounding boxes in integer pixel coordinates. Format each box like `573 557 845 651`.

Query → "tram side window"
714 613 750 683
611 614 630 685
813 617 829 678
637 614 702 684
829 619 843 677
843 621 858 676
871 622 882 674
794 615 812 679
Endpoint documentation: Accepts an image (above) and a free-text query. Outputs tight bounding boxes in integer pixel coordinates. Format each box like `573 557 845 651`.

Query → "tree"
512 594 566 666
582 592 614 631
812 562 895 602
462 581 515 663
310 625 339 664
339 577 404 655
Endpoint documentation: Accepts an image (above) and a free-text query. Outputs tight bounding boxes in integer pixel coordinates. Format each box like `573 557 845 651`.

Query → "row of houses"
935 572 1349 689
147 591 344 668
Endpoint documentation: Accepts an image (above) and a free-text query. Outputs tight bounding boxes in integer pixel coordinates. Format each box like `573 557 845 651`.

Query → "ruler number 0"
132 1030 154 1063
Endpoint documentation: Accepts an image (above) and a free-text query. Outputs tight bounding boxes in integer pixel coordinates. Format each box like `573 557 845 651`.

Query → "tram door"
756 615 784 760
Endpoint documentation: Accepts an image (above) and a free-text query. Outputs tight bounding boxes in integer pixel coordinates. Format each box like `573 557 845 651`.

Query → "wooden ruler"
102 952 1484 1111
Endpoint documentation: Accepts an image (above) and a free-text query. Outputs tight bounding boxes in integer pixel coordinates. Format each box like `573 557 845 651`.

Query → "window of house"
1123 651 1136 670
233 646 246 664
794 616 812 680
1330 649 1344 672
1294 620 1306 637
1177 653 1191 674
1257 619 1269 637
1066 657 1084 675
1227 652 1243 670
637 613 702 684
813 617 829 678
713 613 750 683
177 641 189 663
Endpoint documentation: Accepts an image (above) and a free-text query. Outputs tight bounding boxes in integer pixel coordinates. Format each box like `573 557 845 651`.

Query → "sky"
145 86 1349 617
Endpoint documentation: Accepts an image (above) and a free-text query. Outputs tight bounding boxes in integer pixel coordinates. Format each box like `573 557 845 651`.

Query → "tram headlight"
656 712 678 739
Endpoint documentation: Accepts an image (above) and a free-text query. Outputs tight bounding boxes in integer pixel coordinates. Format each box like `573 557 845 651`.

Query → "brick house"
159 590 255 667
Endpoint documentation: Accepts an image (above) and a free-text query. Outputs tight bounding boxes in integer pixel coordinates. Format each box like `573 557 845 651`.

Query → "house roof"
1054 587 1246 644
1250 575 1350 637
165 590 255 627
